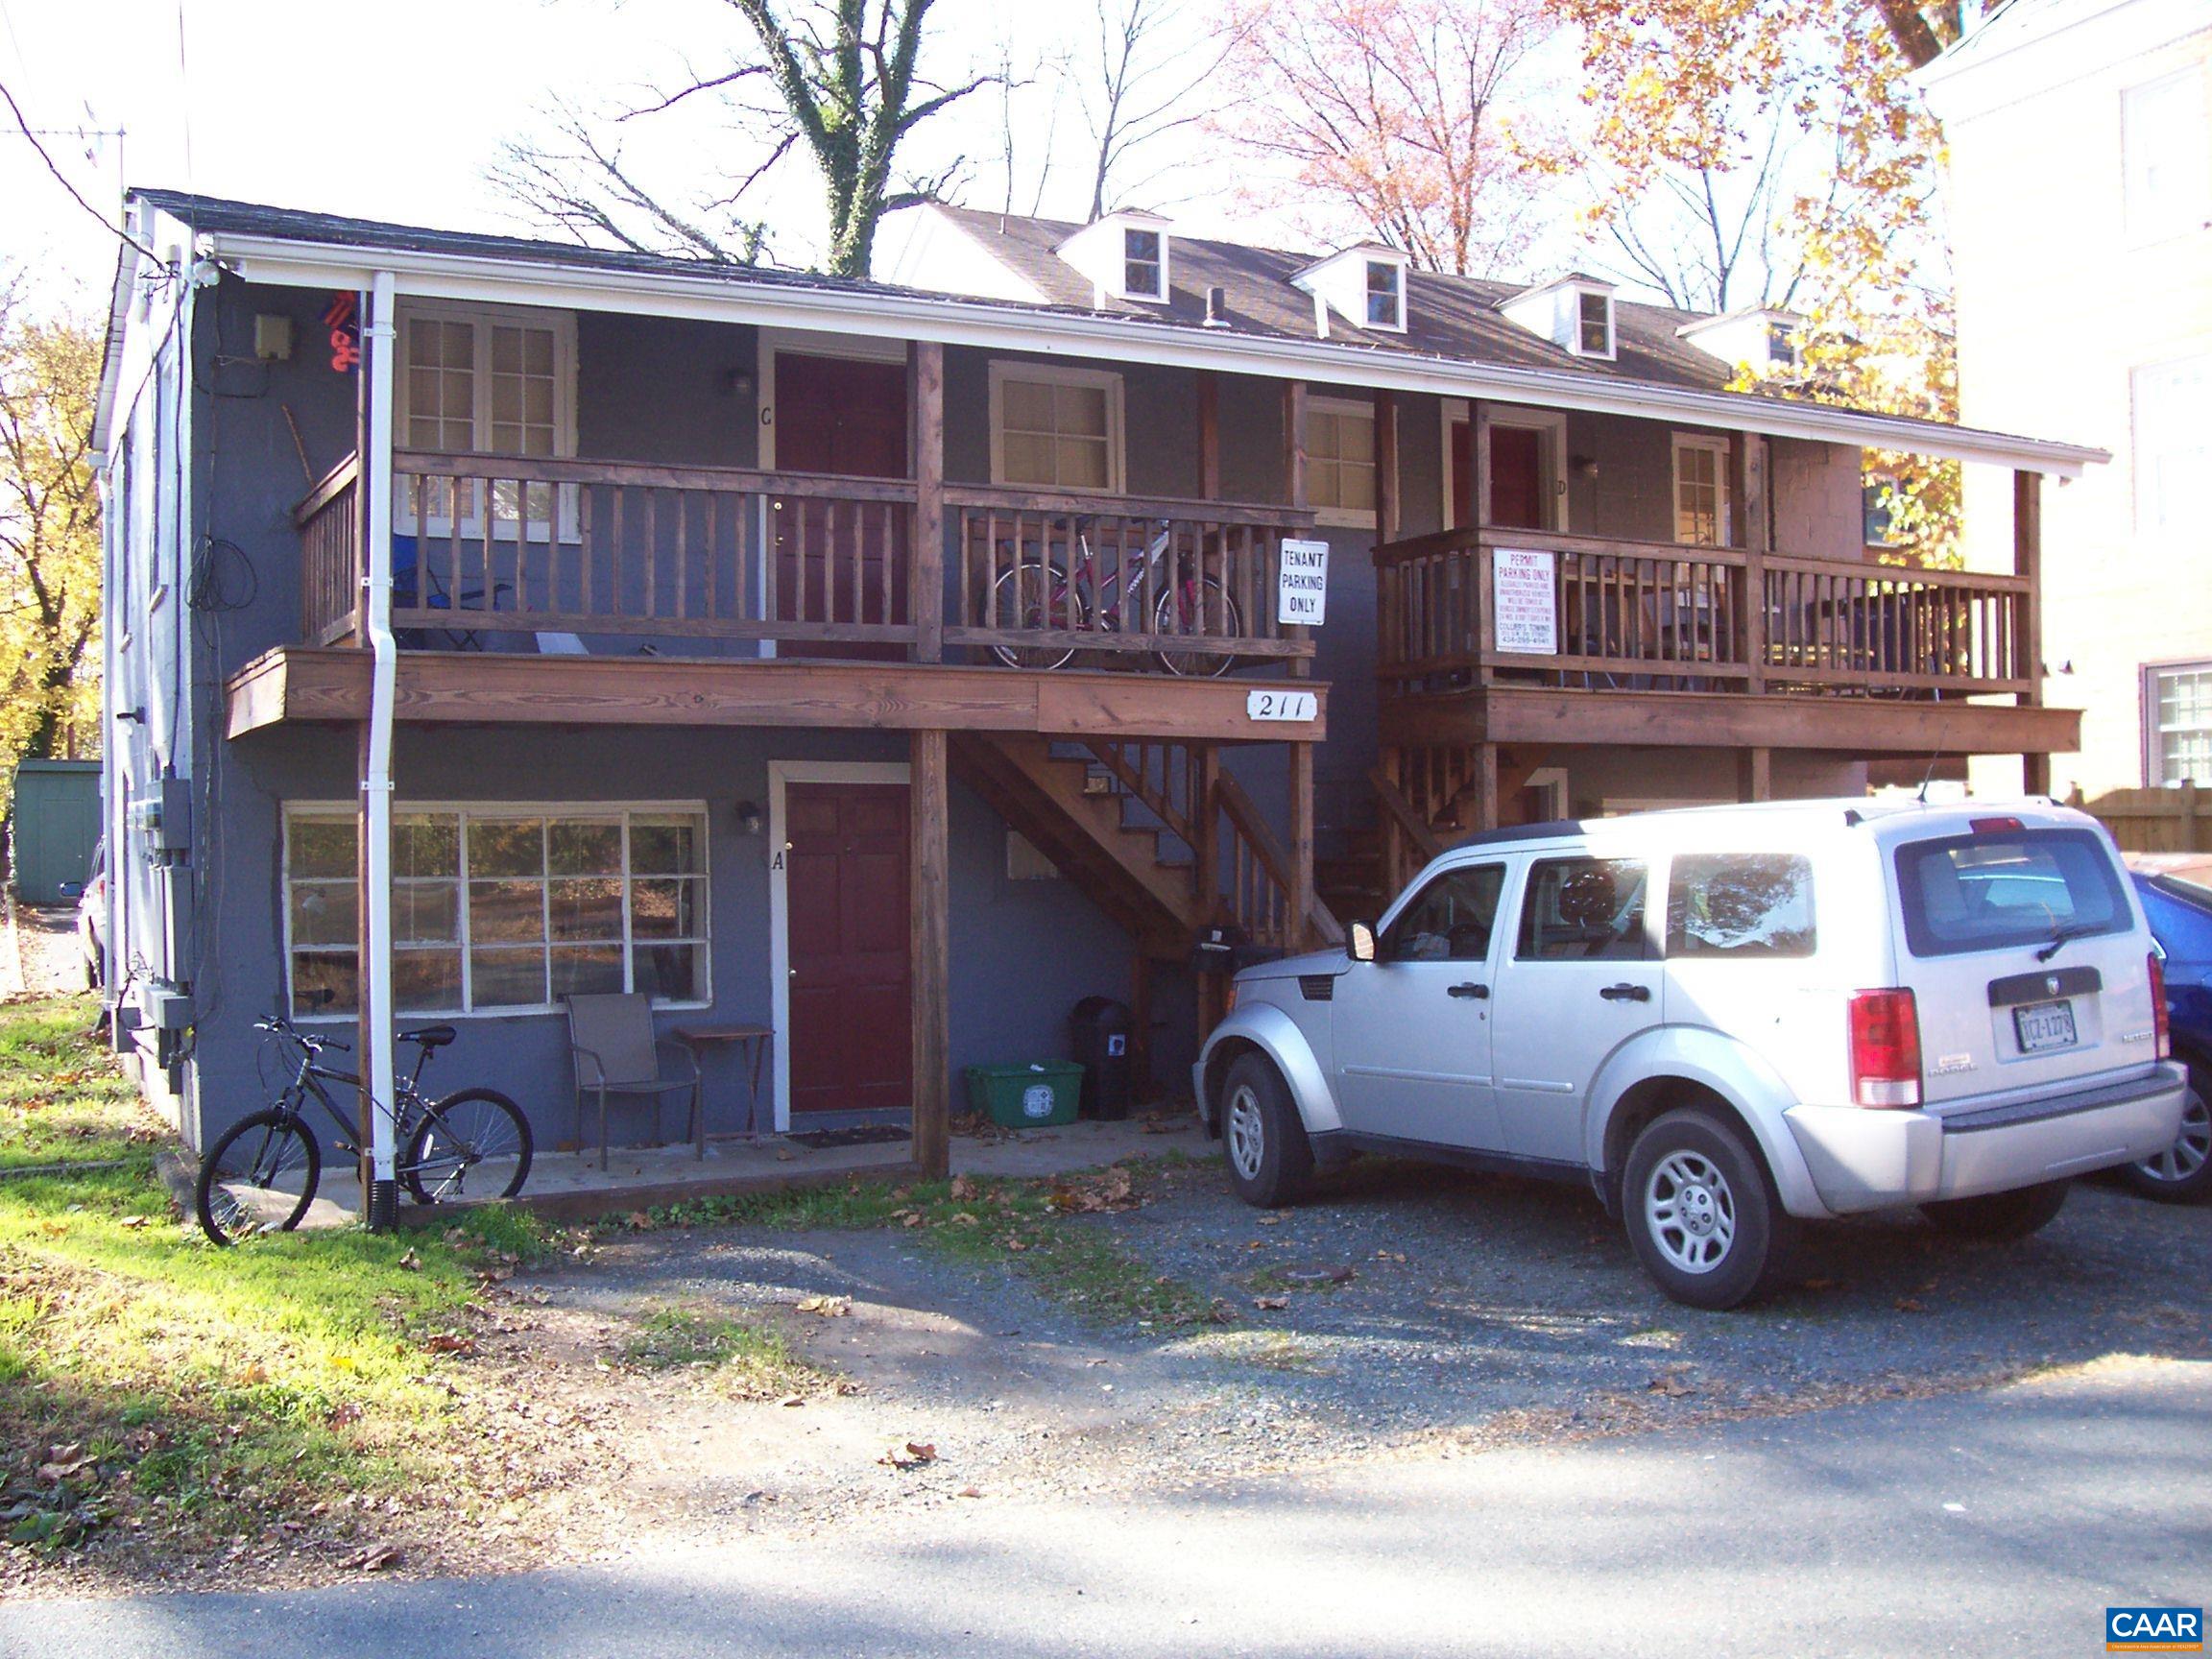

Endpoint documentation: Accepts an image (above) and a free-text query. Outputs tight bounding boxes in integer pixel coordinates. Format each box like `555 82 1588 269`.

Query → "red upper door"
771 352 911 656
1489 424 1547 531
784 781 912 1117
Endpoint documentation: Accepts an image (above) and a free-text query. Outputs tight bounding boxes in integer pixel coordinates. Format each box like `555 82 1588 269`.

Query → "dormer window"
1767 321 1798 369
1577 291 1613 356
1365 260 1403 329
1124 228 1164 300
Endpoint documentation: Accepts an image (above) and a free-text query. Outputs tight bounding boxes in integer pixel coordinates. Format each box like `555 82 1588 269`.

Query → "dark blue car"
2127 867 2212 1203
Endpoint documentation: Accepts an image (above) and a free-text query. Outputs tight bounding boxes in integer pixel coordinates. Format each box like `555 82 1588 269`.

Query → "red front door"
773 353 910 658
785 782 912 1116
1489 424 1547 530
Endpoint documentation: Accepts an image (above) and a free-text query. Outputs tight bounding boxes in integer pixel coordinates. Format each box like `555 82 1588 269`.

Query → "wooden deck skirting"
225 646 1332 745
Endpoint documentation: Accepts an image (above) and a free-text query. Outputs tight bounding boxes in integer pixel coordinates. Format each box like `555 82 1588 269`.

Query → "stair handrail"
1369 765 1447 864
1215 769 1343 950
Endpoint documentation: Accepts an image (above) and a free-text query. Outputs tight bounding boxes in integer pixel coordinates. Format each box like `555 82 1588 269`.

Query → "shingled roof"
919 205 1735 395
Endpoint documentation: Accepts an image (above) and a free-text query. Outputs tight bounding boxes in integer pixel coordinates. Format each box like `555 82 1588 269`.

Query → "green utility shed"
10 760 102 904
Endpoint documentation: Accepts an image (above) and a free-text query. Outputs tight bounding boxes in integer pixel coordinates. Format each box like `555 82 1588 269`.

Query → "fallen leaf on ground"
117 1214 149 1230
778 1394 805 1408
625 1211 651 1231
795 1295 852 1317
425 1333 477 1355
949 1175 978 1200
878 1441 938 1469
1253 1295 1289 1310
1893 1297 1929 1313
956 1485 983 1499
349 1544 400 1573
397 1249 421 1271
1257 1215 1282 1227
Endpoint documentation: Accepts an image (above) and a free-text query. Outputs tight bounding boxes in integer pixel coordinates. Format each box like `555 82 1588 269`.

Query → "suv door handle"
1599 983 1651 1002
1447 982 1489 1000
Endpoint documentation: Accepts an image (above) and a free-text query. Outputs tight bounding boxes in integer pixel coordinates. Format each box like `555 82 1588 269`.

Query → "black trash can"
1069 996 1135 1120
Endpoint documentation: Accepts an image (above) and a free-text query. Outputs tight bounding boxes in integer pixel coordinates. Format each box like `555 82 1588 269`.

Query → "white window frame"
2132 352 2212 537
1363 259 1407 332
1121 227 1168 302
987 360 1127 493
1671 433 1733 547
1305 394 1379 529
2122 67 2212 247
2145 661 2212 787
1572 289 1616 360
282 799 711 1021
395 301 580 542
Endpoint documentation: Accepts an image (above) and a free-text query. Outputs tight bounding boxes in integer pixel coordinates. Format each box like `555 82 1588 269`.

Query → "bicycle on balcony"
983 516 1244 678
193 1009 533 1245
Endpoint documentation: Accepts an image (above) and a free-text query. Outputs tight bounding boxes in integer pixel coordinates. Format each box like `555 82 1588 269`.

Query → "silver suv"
1194 799 2187 1310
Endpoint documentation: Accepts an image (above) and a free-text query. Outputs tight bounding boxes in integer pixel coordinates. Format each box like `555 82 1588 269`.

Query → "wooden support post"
1469 742 1500 834
910 728 950 1180
1287 739 1316 949
1373 389 1400 543
1738 746 1772 804
1284 380 1310 678
909 341 945 663
1472 401 1493 529
1197 372 1220 502
1739 434 1767 695
1193 744 1220 915
2015 469 2050 797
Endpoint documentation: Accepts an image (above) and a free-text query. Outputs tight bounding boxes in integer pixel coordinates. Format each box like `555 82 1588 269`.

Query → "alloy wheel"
2136 1088 2212 1187
1226 1085 1265 1182
1645 1149 1737 1273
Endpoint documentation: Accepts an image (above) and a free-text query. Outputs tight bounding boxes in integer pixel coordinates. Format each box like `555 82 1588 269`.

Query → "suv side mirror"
1348 921 1377 963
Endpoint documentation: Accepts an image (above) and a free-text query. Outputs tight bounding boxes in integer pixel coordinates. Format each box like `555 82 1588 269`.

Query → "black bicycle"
194 1012 534 1246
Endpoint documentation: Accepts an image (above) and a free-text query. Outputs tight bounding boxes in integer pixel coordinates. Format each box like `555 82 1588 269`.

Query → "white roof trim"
159 228 2109 476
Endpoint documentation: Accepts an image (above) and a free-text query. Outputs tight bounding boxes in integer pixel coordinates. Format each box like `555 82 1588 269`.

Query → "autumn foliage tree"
1560 0 1964 559
1216 0 1563 276
0 275 102 800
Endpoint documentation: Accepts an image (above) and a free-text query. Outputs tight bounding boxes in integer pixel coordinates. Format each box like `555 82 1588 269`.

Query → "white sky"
0 0 1297 310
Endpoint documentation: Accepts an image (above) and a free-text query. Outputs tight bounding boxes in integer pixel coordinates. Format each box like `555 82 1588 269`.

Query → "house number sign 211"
1247 689 1318 723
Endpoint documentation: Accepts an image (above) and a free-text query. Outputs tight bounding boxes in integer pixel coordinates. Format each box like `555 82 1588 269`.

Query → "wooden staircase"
949 733 1340 964
1348 745 1553 913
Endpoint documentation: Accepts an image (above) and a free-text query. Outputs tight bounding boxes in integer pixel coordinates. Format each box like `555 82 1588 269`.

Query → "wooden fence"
2070 783 2212 853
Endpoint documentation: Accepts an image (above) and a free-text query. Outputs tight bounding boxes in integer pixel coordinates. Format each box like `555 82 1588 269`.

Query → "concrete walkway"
293 1115 1206 1226
6 1356 2200 1657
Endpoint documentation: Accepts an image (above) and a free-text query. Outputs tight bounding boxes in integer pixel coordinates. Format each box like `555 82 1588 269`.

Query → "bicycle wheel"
402 1088 534 1204
1155 577 1242 678
195 1108 320 1246
985 563 1081 670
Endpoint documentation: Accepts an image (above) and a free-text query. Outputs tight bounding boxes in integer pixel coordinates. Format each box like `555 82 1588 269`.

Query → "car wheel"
1623 1108 1796 1310
1220 1052 1313 1209
1919 1179 2070 1240
2120 1060 2212 1205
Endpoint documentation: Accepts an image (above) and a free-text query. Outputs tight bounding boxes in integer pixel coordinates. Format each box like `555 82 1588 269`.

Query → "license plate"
2013 998 2078 1053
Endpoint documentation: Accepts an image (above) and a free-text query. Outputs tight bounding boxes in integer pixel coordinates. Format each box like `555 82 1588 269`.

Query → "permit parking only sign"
2108 1608 2203 1652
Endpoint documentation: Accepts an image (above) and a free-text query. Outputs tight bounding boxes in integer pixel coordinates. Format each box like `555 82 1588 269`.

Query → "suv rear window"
1667 854 1815 958
1894 828 2130 958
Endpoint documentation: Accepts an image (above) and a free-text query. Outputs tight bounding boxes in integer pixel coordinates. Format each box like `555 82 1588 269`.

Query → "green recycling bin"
963 1061 1084 1129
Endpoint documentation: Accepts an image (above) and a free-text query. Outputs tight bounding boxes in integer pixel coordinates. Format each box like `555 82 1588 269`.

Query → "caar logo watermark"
2108 1607 2203 1652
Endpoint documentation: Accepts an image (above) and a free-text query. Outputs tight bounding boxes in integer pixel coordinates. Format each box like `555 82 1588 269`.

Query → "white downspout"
362 271 399 1229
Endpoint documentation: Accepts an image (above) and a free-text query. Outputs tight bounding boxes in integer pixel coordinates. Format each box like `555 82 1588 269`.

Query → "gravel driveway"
493 1149 2211 1556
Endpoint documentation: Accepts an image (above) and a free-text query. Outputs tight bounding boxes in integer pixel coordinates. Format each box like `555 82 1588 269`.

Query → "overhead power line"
0 73 164 266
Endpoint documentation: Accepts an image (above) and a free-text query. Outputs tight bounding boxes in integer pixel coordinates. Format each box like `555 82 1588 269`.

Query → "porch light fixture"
735 800 764 836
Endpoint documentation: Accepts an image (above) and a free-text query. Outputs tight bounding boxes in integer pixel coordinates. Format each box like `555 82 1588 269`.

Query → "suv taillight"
2150 952 2171 1061
1848 989 1922 1108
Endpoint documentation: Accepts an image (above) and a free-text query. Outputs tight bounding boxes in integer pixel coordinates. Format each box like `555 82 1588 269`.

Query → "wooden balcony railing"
947 486 1317 671
296 454 361 647
387 451 920 650
1376 527 2034 701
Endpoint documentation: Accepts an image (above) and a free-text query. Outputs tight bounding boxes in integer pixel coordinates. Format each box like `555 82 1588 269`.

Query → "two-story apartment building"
90 189 2097 1195
1923 0 2212 798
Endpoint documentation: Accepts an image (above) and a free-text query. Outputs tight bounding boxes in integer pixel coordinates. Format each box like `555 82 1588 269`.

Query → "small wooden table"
670 1023 773 1154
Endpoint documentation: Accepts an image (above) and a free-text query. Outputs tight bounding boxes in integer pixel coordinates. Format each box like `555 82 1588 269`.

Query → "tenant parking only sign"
1492 547 1557 655
1277 538 1330 626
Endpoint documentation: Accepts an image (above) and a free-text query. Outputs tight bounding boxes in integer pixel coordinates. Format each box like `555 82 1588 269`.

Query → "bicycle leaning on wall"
193 1011 533 1245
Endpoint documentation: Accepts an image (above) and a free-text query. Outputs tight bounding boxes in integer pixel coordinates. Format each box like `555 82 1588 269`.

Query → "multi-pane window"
285 805 709 1017
993 367 1121 491
1365 260 1403 328
2133 355 2212 535
1305 400 1377 518
2123 69 2212 244
1672 434 1731 546
2150 664 2212 786
399 307 572 532
1577 291 1614 356
1123 228 1164 300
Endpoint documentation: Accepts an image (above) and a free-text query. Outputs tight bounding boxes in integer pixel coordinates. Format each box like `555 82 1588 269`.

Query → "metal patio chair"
564 992 702 1171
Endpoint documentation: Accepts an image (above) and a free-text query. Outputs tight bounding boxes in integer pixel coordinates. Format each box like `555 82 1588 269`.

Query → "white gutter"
204 230 2111 478
361 270 399 1229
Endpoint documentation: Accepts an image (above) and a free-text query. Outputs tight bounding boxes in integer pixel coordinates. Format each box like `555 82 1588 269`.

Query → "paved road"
6 1358 2203 1658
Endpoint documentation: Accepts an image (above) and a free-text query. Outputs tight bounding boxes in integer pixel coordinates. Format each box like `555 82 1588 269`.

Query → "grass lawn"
0 994 554 1584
